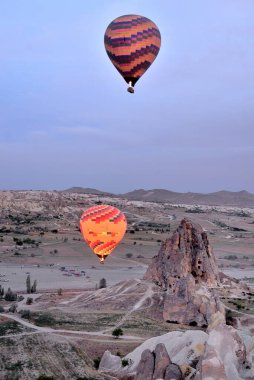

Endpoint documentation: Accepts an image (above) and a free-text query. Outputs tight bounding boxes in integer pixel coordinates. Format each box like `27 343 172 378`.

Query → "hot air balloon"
80 205 127 264
104 14 161 93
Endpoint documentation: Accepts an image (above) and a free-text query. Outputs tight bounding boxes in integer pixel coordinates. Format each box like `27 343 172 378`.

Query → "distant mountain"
121 189 254 207
63 187 114 196
63 187 254 207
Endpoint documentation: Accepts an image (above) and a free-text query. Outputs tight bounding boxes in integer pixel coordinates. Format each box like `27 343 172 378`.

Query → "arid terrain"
1 189 254 379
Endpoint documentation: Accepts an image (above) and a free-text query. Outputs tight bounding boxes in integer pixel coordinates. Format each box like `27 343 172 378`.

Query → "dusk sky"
1 0 254 193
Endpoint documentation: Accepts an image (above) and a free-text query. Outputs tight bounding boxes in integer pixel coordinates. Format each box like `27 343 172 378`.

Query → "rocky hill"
97 219 254 380
144 218 223 327
61 186 254 207
121 189 254 207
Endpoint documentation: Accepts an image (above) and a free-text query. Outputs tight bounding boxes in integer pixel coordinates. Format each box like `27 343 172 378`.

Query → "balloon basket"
127 81 134 94
127 86 134 94
99 257 105 264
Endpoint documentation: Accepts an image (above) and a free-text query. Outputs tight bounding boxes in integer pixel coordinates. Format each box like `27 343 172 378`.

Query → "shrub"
112 328 123 338
20 309 31 320
125 253 133 258
224 255 238 260
26 297 33 305
93 357 101 369
9 304 18 313
99 278 107 289
35 313 55 326
122 358 129 367
0 321 22 336
5 288 17 301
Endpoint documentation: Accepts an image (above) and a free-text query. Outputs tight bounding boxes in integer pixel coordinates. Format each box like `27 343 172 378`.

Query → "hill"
63 187 114 196
121 189 254 207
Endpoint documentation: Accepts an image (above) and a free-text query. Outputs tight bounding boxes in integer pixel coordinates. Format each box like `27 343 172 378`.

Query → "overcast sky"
0 0 254 193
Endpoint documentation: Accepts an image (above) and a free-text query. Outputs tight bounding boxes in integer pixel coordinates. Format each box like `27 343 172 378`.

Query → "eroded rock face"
99 350 122 373
144 219 224 326
144 218 220 288
134 344 183 380
153 343 171 380
135 349 155 380
164 363 183 380
195 323 248 380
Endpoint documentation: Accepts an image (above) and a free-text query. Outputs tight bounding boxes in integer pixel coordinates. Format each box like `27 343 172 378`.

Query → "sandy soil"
0 262 147 292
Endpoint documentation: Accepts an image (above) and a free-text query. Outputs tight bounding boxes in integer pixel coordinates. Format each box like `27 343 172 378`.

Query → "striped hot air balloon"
80 205 127 264
104 15 161 93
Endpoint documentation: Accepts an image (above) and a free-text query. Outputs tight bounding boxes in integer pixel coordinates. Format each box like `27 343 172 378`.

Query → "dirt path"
1 313 144 341
1 282 155 341
102 282 155 333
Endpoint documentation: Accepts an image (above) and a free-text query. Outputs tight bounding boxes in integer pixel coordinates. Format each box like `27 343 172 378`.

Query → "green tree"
5 288 17 301
93 357 101 369
112 328 123 339
26 275 31 293
31 280 37 293
99 278 107 289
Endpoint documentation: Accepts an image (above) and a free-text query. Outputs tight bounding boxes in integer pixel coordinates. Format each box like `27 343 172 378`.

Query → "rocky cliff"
144 218 223 327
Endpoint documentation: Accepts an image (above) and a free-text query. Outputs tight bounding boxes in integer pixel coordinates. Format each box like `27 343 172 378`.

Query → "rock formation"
134 344 182 380
153 343 171 380
98 219 254 380
144 218 224 326
99 350 122 374
144 218 220 288
135 349 155 380
194 323 250 380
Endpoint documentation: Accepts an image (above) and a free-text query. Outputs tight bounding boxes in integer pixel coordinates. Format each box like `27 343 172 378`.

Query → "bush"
225 309 234 326
20 309 31 320
93 357 101 369
224 255 238 260
0 321 22 336
0 306 4 313
36 376 56 380
5 288 17 301
26 297 33 305
112 328 123 338
99 278 107 289
9 304 18 313
125 253 133 258
35 313 55 326
122 358 129 367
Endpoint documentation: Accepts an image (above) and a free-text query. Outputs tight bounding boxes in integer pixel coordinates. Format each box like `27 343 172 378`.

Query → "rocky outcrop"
144 219 224 326
144 218 220 288
126 330 207 376
99 331 207 379
195 323 249 380
135 349 155 380
153 343 171 380
134 344 182 380
165 363 183 380
99 350 122 373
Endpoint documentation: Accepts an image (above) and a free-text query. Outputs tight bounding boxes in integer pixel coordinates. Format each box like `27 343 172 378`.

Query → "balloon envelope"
104 14 161 90
80 205 127 263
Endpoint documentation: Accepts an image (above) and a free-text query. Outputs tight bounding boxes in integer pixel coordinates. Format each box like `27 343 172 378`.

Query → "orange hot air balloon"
80 205 127 264
104 14 161 93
